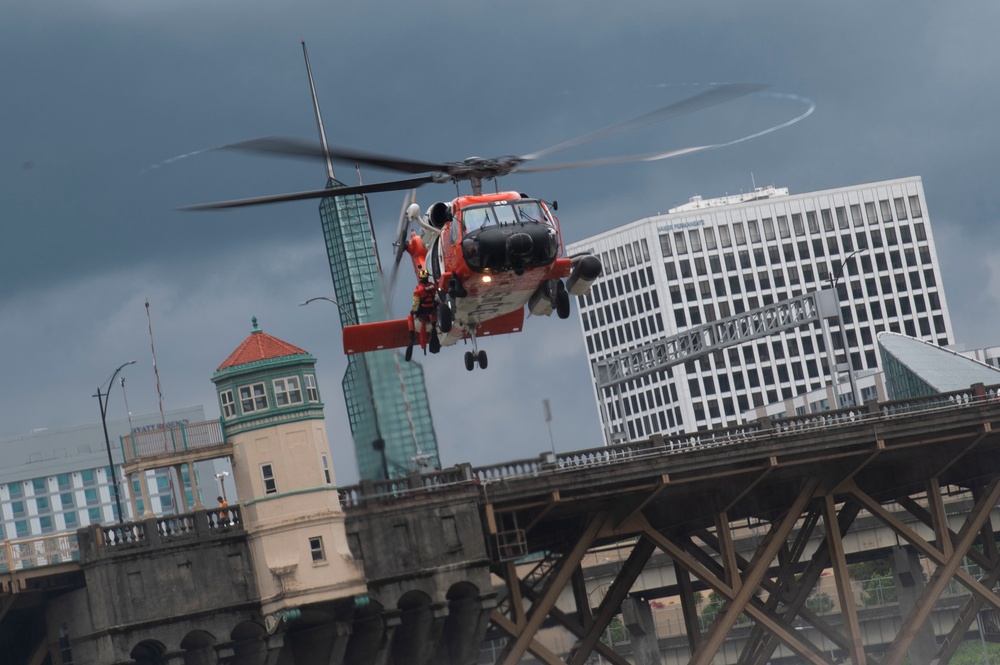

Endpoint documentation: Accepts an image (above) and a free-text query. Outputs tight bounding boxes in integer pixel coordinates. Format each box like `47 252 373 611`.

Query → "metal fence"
120 419 226 462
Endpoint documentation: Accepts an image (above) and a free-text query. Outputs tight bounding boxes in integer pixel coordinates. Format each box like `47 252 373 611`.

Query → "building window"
304 375 319 402
894 197 908 220
39 515 54 533
80 470 95 486
273 377 303 407
8 482 22 498
220 390 237 418
879 199 893 222
908 195 923 218
309 536 326 563
32 478 47 493
239 383 268 413
321 455 332 484
11 501 25 518
15 520 28 538
261 464 277 495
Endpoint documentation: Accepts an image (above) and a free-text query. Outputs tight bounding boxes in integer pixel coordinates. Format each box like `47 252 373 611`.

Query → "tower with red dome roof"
212 317 366 615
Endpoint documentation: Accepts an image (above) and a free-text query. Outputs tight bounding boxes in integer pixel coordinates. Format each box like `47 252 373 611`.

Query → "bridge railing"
120 418 227 463
0 534 79 572
78 505 242 560
339 382 1000 506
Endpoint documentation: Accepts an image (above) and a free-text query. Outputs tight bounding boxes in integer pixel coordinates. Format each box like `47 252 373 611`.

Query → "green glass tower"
300 41 438 480
319 184 440 480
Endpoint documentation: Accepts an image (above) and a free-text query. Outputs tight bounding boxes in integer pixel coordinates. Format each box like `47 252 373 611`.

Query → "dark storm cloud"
3 0 999 482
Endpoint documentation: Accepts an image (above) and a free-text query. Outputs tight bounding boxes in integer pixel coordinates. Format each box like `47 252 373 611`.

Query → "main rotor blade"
519 83 767 163
221 137 450 175
515 92 815 175
181 175 435 210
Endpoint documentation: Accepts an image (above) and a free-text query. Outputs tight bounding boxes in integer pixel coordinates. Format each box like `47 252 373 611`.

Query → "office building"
0 406 217 541
568 177 954 441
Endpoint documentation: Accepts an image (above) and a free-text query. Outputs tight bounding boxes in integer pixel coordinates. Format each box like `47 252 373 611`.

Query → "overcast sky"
3 1 999 486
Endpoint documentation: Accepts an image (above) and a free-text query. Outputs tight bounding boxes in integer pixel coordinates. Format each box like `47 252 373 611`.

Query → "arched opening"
392 591 434 665
439 582 489 665
180 629 216 665
130 640 167 665
230 621 268 665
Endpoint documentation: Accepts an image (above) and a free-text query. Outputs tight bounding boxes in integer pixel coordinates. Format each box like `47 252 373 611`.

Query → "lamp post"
827 249 867 408
214 471 230 503
300 296 391 480
94 360 137 524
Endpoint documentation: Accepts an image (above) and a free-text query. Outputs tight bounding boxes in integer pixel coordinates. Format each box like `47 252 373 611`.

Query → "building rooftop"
879 332 1000 398
215 318 310 372
667 185 789 213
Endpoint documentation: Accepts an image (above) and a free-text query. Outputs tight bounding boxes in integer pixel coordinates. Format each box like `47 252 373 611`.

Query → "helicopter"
186 83 794 370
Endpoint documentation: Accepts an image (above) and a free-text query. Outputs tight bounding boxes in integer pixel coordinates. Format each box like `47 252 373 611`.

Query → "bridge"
4 383 1000 664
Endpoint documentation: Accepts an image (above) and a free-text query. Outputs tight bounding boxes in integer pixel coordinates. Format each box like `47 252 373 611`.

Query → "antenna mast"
301 40 336 181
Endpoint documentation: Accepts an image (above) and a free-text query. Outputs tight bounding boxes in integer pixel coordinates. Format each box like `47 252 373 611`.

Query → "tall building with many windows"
568 176 954 442
319 185 440 480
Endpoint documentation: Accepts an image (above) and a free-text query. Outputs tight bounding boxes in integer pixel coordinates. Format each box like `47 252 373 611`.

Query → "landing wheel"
556 280 570 319
464 351 475 371
477 350 488 369
438 299 453 333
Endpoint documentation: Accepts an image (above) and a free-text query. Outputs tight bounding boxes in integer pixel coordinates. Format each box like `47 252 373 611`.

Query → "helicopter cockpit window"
493 204 517 225
513 201 549 224
462 205 492 232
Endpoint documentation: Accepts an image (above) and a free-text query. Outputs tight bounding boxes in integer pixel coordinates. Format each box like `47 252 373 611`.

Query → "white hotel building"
567 176 954 442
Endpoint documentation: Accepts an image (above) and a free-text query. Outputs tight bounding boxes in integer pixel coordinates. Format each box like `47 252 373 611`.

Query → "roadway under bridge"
4 384 1000 665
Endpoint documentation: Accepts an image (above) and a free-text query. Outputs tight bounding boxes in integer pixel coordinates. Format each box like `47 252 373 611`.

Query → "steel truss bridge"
346 383 1000 665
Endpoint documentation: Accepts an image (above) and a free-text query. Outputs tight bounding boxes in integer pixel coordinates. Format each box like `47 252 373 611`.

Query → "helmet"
418 268 430 281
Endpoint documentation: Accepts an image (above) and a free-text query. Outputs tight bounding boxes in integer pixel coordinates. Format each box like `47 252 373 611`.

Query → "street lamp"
301 296 390 480
94 360 137 524
827 249 867 408
214 471 230 503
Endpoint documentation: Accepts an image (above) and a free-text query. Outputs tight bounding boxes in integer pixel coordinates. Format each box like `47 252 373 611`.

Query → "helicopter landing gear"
464 350 488 371
463 325 488 371
555 279 570 319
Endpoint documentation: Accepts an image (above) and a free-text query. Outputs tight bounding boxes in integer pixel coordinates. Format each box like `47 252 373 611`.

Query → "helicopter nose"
507 232 533 258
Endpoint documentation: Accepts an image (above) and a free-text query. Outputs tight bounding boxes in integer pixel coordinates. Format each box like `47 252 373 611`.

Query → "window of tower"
273 377 303 406
220 390 236 419
240 383 268 413
261 464 277 495
304 375 319 402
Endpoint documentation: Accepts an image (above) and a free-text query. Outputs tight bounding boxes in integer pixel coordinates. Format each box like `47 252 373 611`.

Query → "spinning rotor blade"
222 137 449 175
518 82 766 162
386 189 417 303
181 175 435 210
514 90 816 175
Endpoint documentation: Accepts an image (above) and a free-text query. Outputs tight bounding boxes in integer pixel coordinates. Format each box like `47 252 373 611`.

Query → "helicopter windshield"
462 201 550 232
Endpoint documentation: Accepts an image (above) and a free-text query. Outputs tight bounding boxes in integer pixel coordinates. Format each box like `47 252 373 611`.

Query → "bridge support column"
390 603 448 665
436 594 496 665
621 596 659 665
891 546 935 665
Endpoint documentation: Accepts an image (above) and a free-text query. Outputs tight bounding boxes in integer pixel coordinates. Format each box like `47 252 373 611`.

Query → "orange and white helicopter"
186 83 781 370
